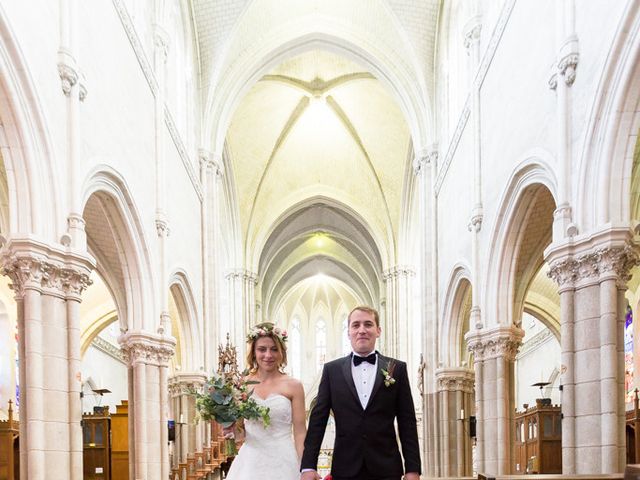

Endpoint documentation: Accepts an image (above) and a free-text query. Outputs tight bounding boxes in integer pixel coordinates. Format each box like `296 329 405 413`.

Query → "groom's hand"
300 470 321 480
404 473 420 480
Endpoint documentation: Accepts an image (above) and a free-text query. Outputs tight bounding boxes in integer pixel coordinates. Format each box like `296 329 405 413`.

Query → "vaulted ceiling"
192 0 440 317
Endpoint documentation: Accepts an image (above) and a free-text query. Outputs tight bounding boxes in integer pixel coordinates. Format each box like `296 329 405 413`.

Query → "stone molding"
57 49 78 97
91 335 126 364
168 372 207 396
465 325 524 362
153 25 170 64
155 218 170 238
119 330 176 367
463 21 482 50
516 328 553 359
558 52 579 87
226 268 258 284
383 265 415 281
0 237 94 300
468 208 483 233
199 149 224 177
412 148 438 176
435 367 475 393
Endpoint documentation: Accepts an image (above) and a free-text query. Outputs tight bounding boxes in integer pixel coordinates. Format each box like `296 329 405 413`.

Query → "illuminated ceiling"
225 50 411 312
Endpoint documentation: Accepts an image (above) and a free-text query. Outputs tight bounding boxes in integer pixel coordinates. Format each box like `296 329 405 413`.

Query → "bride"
225 322 306 480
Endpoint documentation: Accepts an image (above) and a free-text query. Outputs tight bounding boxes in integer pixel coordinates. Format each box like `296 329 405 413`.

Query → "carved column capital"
550 37 579 90
548 244 639 289
558 52 579 87
466 325 524 362
412 148 438 176
199 149 224 177
168 372 207 396
120 330 176 367
546 228 640 288
382 265 415 281
153 25 170 64
155 218 170 238
463 21 482 51
435 367 475 393
1 237 94 300
226 268 258 285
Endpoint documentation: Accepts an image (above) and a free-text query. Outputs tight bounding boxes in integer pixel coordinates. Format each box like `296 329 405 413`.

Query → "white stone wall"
514 313 561 409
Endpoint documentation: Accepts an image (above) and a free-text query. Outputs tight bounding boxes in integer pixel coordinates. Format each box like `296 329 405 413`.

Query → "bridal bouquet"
192 373 270 455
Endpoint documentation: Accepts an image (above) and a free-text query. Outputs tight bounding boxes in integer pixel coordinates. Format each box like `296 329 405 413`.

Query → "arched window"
316 318 327 373
290 317 301 379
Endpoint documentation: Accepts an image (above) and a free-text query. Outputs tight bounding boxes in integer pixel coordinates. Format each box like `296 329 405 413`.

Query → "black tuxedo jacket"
301 353 421 477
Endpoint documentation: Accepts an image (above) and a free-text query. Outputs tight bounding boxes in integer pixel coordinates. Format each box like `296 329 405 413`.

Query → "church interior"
1 0 640 478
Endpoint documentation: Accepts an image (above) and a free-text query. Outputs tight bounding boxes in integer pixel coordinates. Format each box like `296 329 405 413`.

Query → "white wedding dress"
226 393 300 480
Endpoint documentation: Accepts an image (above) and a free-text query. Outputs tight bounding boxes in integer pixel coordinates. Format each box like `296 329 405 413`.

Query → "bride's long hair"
245 322 288 373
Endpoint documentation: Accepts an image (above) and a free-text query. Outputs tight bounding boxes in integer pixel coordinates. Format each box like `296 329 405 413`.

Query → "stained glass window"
14 322 19 409
625 305 634 403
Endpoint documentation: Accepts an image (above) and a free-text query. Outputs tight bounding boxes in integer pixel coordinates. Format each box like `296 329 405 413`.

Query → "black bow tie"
353 353 376 366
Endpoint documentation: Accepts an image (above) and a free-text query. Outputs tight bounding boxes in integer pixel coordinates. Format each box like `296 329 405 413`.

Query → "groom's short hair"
348 306 380 327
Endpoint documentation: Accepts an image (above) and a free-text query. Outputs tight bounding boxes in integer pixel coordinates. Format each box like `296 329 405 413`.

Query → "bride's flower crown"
246 324 288 343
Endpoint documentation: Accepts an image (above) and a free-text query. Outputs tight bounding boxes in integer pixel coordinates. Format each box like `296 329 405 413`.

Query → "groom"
301 306 421 480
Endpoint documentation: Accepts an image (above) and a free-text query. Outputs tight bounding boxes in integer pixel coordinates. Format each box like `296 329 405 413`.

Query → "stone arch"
0 7 61 238
81 166 156 332
576 2 640 229
440 263 473 367
168 269 202 372
204 25 431 162
484 154 558 329
251 192 389 273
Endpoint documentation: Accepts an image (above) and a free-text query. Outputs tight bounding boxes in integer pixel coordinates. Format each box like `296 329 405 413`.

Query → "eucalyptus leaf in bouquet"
191 373 271 455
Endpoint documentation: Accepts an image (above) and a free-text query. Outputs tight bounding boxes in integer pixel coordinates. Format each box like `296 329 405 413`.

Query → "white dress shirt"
351 351 377 409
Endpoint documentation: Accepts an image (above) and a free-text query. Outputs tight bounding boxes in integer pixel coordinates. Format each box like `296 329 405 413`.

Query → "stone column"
464 15 484 335
57 0 88 250
548 0 579 238
413 148 439 477
199 151 223 374
226 269 257 349
466 325 523 475
382 266 414 360
120 331 175 480
546 228 638 474
1 237 94 480
436 368 475 477
168 373 207 464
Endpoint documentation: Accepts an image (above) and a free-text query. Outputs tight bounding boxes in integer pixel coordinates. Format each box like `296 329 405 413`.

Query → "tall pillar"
57 0 88 249
413 147 438 477
435 368 475 477
464 15 484 333
225 269 257 349
546 228 638 474
549 0 579 238
382 266 414 360
199 151 223 373
1 238 94 480
120 331 175 480
168 373 206 465
466 325 523 475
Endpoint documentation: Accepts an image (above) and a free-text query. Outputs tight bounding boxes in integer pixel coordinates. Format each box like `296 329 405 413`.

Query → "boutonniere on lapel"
380 359 397 387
